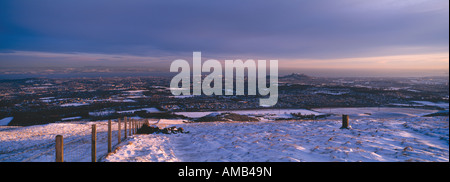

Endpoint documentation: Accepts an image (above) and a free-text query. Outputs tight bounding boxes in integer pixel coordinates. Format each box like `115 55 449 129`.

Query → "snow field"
0 110 448 162
105 116 448 162
0 121 127 162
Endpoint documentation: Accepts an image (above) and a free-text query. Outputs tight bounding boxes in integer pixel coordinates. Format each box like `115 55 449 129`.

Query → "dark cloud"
0 0 448 65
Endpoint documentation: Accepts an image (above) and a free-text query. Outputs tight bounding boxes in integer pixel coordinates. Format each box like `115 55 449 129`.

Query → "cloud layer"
0 0 448 73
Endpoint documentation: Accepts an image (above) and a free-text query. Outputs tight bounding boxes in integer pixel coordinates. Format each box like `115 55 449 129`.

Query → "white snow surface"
313 107 439 119
0 121 119 162
104 116 448 162
116 107 162 114
411 101 449 109
0 117 13 126
60 103 90 107
61 116 82 121
0 108 448 162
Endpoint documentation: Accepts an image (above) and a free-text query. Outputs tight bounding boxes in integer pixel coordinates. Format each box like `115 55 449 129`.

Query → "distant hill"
279 73 311 80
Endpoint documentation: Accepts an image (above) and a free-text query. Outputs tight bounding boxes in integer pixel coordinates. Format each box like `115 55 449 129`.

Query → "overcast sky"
0 0 448 76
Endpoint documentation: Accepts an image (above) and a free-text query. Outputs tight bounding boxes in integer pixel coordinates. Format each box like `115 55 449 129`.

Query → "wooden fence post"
137 120 140 133
108 120 112 153
131 119 134 135
129 118 132 136
91 124 97 162
134 120 137 134
340 115 351 129
55 135 63 162
124 117 127 139
118 118 121 143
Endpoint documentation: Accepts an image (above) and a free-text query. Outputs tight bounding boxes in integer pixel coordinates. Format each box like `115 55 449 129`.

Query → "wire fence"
55 117 146 162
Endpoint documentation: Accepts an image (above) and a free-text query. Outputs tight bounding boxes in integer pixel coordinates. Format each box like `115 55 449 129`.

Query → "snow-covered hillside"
105 116 448 162
0 108 448 162
0 121 120 162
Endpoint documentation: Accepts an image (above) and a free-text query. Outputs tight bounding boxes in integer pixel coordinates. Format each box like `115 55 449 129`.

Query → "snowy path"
104 135 179 162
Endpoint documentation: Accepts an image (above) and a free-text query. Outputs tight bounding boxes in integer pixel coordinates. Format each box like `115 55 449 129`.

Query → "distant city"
0 73 448 126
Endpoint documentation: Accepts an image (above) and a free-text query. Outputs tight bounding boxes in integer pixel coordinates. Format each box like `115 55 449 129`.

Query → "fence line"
55 118 147 162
